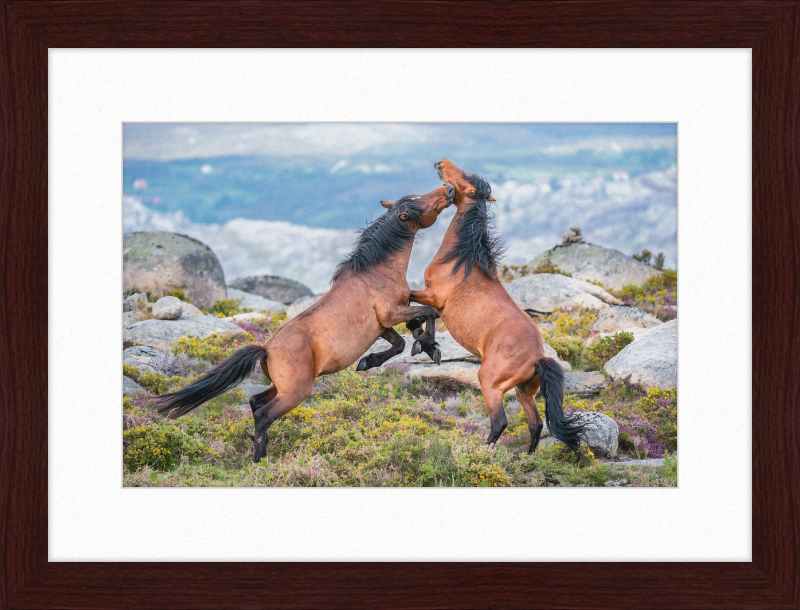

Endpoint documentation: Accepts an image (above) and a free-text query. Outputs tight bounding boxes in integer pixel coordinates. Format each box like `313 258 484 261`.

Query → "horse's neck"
432 204 469 264
378 236 416 279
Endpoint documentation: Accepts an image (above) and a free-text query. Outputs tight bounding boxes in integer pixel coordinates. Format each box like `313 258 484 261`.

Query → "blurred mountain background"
123 123 677 292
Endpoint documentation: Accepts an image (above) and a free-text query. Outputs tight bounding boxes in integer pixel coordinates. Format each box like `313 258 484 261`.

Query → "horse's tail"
538 357 586 453
153 344 267 419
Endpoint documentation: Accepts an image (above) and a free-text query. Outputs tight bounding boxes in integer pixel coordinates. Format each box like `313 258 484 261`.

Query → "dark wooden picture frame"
2 1 798 608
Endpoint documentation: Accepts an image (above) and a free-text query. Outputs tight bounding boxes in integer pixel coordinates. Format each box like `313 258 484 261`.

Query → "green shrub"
543 333 586 367
610 270 677 321
548 307 598 339
171 332 255 364
664 453 677 478
500 258 572 282
461 463 511 487
124 422 214 471
204 297 252 318
167 288 190 302
531 257 572 277
123 364 174 395
587 331 634 371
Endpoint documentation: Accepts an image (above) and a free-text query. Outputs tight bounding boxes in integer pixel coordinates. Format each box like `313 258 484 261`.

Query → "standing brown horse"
153 185 454 462
408 160 586 454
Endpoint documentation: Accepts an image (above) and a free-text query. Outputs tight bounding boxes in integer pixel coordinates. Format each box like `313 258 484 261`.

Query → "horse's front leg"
408 290 444 359
381 305 440 365
356 328 406 372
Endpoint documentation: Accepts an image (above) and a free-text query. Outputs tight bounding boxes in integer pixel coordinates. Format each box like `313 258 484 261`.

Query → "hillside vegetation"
124 306 677 488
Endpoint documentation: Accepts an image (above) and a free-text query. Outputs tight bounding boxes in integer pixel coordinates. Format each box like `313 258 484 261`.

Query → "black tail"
538 357 586 452
153 344 266 419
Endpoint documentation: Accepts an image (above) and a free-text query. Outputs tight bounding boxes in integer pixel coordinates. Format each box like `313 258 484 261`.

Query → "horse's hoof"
411 341 421 356
432 348 441 365
356 357 369 371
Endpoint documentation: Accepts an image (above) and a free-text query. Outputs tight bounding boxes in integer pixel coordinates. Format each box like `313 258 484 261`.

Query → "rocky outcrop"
577 412 618 456
123 345 164 374
152 296 183 320
123 316 248 352
531 242 662 290
227 275 312 305
222 312 272 324
123 292 148 312
123 376 146 396
504 273 620 314
561 227 583 245
542 411 618 457
604 319 677 389
361 331 577 392
123 311 144 326
227 288 284 313
123 231 227 308
179 302 203 316
563 372 607 397
592 305 662 333
286 294 325 319
364 331 571 372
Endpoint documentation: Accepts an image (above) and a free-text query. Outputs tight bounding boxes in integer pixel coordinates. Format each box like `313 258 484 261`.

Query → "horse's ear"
380 200 394 209
488 194 496 201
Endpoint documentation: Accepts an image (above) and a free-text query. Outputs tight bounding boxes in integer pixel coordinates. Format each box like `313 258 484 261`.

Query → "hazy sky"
123 123 677 289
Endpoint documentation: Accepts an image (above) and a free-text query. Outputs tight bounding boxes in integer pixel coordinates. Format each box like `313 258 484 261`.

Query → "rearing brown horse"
153 185 453 462
409 160 586 454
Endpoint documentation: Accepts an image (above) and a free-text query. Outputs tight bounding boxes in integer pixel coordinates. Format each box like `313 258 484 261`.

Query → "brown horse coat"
410 160 585 453
154 185 452 461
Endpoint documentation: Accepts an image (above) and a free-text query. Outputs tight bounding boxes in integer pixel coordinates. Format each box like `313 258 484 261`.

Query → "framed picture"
120 121 679 488
2 2 796 608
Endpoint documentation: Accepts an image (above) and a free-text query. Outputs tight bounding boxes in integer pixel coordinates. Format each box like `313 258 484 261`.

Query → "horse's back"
443 273 546 361
269 277 386 376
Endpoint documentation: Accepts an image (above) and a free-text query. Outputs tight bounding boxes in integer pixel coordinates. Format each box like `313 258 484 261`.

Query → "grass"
607 269 677 322
500 257 572 282
123 364 677 487
123 284 678 487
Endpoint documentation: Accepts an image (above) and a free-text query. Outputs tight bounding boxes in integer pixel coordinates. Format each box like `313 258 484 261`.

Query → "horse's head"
434 159 496 207
380 184 455 229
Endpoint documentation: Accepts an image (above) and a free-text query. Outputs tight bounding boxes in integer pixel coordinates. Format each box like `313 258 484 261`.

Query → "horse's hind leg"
357 328 406 372
477 370 508 445
515 374 544 454
249 385 277 416
252 362 315 462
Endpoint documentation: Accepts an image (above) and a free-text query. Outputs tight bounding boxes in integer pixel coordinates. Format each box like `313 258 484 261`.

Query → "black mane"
332 196 425 283
440 172 505 282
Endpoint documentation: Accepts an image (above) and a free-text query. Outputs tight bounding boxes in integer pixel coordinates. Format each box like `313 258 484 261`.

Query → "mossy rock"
227 275 312 305
123 231 227 308
530 243 663 290
123 317 247 352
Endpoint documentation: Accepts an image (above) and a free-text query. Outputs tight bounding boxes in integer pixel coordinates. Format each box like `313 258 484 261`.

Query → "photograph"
122 122 678 488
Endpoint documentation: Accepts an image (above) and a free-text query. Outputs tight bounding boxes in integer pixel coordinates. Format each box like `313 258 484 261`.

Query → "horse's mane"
332 196 425 283
440 171 506 282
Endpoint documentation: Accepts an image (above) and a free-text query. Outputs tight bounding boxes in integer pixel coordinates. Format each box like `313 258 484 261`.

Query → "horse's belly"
440 314 482 358
316 318 385 375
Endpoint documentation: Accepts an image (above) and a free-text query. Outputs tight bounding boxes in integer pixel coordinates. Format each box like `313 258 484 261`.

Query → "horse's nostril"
434 161 441 169
446 184 455 197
